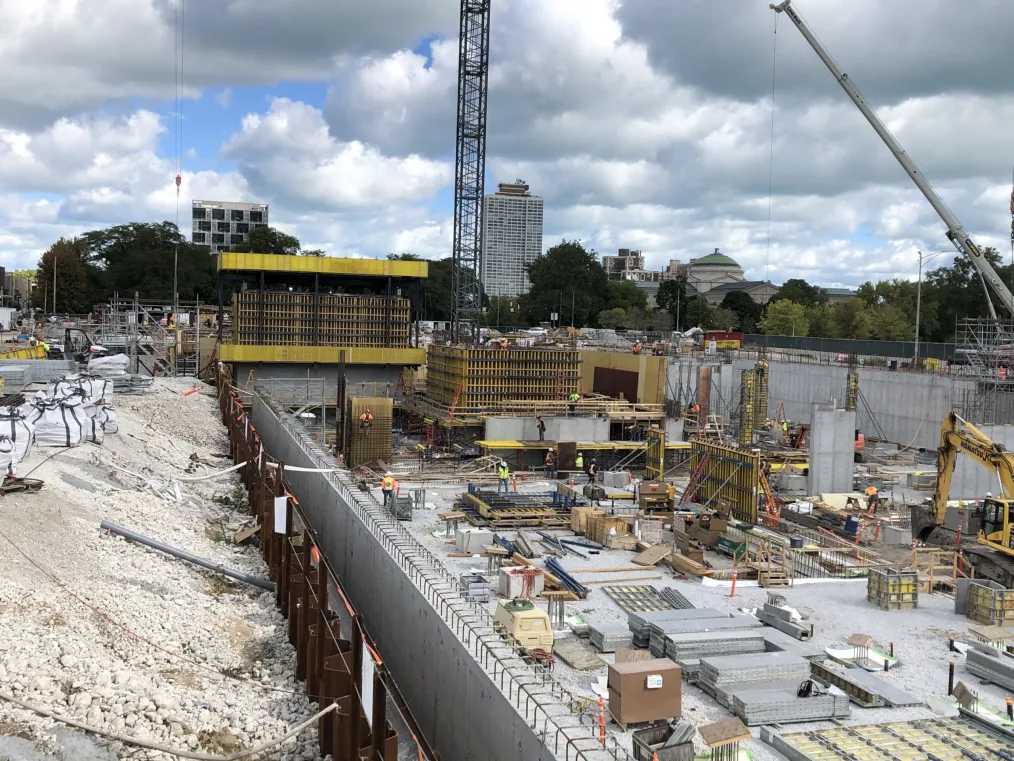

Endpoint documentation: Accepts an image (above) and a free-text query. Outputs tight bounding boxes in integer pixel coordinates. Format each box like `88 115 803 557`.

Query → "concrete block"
881 525 911 546
456 528 493 554
603 470 629 488
499 567 545 598
807 403 855 495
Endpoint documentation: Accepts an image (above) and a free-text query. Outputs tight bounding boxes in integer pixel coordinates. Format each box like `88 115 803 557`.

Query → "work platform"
476 439 691 451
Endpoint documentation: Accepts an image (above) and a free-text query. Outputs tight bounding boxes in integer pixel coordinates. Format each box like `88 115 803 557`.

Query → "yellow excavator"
912 411 1014 585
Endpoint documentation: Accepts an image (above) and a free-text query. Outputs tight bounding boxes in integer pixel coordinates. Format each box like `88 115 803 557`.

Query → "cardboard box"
607 658 681 725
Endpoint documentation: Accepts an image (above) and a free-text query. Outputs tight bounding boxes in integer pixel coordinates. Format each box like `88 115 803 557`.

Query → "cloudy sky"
1 0 1012 288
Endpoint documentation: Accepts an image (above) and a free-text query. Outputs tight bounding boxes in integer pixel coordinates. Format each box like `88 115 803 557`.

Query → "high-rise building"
192 200 269 254
480 181 543 298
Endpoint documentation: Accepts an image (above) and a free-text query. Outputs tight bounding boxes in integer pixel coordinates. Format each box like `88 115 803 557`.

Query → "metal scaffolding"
954 318 1014 425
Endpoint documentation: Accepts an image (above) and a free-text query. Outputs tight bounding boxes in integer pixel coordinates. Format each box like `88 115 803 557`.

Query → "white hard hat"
986 491 993 498
385 471 393 477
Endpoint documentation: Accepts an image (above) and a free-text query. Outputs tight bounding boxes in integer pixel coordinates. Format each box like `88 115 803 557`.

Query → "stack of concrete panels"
663 631 767 661
731 687 850 725
652 615 763 656
628 608 727 648
699 652 812 696
756 601 810 640
762 629 826 662
966 644 1014 690
589 624 633 653
0 365 29 390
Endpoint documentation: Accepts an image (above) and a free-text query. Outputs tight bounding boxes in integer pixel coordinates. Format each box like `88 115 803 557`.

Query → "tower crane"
771 0 1013 318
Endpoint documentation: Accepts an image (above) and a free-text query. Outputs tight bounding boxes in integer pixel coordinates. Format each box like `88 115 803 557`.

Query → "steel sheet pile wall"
249 387 628 761
346 397 393 468
690 440 760 523
426 345 580 409
233 291 411 348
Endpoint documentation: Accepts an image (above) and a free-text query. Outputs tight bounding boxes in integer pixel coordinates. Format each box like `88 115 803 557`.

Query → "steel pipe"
100 520 274 591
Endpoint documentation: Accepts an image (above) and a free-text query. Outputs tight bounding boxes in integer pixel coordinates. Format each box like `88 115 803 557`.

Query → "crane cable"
173 0 186 317
765 12 779 282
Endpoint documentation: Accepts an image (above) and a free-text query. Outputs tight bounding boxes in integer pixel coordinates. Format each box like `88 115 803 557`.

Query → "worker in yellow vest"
381 472 397 508
497 461 510 493
575 453 584 477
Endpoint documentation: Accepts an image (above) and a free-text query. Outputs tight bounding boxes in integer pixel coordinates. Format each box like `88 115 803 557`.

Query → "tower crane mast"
771 0 1013 317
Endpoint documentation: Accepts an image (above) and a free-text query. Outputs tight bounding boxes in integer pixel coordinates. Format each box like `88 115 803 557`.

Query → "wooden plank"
234 523 261 544
631 544 672 567
552 638 605 670
664 552 713 578
570 567 646 574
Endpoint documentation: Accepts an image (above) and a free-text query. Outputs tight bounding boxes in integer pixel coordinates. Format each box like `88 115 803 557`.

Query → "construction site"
3 2 1014 761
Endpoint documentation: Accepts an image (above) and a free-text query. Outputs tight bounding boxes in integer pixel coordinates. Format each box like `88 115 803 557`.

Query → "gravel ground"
0 378 322 761
393 477 1011 761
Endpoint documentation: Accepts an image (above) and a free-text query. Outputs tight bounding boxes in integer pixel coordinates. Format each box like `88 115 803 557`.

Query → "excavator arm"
933 411 1014 551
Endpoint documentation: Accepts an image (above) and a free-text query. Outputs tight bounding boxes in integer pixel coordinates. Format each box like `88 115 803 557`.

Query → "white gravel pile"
0 377 322 760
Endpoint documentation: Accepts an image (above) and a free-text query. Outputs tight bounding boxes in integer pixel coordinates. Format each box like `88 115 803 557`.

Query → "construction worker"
689 402 701 416
632 341 641 355
536 416 546 441
574 452 584 476
359 408 374 431
545 449 556 478
781 420 788 433
568 391 580 413
588 458 598 483
865 484 879 515
497 461 510 493
381 472 397 508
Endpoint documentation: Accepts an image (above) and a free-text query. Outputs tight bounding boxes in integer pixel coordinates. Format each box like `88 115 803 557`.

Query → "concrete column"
807 402 856 495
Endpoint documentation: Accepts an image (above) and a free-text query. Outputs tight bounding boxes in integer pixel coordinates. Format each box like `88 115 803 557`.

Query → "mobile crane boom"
771 0 1014 317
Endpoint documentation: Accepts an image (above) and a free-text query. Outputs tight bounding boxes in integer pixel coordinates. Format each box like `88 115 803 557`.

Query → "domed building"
684 248 779 306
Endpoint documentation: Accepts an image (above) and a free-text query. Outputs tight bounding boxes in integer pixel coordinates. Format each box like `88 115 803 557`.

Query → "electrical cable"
0 690 335 761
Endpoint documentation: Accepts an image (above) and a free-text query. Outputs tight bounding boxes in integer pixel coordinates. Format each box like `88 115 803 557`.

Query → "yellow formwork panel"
219 345 425 365
690 439 759 524
217 252 428 279
0 345 46 360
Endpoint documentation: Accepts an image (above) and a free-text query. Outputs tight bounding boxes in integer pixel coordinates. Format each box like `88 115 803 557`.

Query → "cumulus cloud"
0 0 1011 290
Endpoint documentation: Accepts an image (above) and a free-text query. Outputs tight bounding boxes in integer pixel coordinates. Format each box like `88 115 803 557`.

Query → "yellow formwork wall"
690 439 759 524
577 351 666 404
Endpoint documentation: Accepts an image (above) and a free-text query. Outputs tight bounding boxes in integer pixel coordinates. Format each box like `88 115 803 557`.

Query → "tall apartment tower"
192 200 269 253
480 181 543 298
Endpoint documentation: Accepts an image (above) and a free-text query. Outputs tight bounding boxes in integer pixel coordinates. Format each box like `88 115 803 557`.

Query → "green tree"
872 304 912 340
232 225 301 255
770 278 826 308
35 238 98 313
12 269 36 284
597 307 631 330
759 300 809 336
683 296 712 328
520 240 609 327
720 291 763 332
80 222 217 303
656 276 688 329
606 280 648 312
708 307 740 331
301 248 326 257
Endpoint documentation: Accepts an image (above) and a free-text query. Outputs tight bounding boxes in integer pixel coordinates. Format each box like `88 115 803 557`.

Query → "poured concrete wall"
484 415 607 442
949 424 1014 499
250 394 554 761
667 357 975 451
234 362 402 402
807 404 857 495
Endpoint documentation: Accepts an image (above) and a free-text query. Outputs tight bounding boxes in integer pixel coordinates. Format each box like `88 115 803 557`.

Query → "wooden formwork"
346 397 393 468
233 291 411 348
425 345 580 409
217 380 428 761
690 440 760 524
645 425 665 480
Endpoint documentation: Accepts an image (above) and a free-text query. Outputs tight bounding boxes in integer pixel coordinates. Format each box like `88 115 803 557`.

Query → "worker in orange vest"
360 409 374 431
382 472 397 507
865 484 879 515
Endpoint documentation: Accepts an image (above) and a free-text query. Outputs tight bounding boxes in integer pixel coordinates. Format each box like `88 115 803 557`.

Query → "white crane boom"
771 0 1012 316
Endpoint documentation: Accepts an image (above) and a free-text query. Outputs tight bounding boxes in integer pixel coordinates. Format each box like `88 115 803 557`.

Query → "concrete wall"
667 357 974 451
807 404 856 495
484 416 607 442
250 395 554 761
234 362 402 402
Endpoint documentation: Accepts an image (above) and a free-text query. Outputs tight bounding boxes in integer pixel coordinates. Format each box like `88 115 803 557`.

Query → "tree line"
29 221 1006 344
32 223 326 313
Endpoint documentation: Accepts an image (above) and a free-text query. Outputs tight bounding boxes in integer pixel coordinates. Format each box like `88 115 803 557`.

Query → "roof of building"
707 280 775 294
693 250 741 267
825 287 858 297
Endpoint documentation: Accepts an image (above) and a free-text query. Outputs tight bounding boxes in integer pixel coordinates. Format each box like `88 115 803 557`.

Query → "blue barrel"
844 516 859 534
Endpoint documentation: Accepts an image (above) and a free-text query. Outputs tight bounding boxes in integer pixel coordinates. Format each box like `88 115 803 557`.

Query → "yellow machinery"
919 411 1014 584
493 598 553 649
